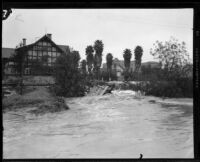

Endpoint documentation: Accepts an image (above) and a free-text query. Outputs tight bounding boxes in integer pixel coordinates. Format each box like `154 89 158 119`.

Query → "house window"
28 55 32 60
47 47 51 51
52 47 56 52
48 52 51 57
28 50 32 56
32 56 37 60
52 52 56 57
57 52 61 57
48 56 51 62
33 46 37 50
52 57 56 63
43 51 47 56
38 42 43 46
43 42 47 46
38 51 42 57
33 51 37 56
47 42 51 47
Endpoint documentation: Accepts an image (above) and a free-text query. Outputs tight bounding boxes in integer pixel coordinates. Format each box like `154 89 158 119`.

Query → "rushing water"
3 90 193 158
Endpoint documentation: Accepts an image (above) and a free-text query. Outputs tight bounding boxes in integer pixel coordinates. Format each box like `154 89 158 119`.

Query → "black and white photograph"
2 9 194 158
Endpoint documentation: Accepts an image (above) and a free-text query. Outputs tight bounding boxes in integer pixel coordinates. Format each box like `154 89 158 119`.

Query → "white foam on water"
112 90 136 96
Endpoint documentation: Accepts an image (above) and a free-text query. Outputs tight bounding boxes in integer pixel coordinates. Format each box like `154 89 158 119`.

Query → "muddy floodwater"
3 90 193 158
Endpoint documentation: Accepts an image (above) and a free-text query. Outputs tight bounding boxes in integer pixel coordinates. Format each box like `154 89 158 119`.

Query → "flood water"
3 90 193 158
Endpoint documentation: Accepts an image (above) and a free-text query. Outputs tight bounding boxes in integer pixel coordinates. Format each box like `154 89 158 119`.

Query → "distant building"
102 59 161 81
102 58 136 81
2 34 71 75
141 61 161 69
2 48 16 74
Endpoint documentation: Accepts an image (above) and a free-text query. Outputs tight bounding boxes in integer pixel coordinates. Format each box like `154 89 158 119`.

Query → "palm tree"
123 49 132 81
106 53 113 81
93 40 104 80
134 46 143 80
85 45 94 76
123 49 132 71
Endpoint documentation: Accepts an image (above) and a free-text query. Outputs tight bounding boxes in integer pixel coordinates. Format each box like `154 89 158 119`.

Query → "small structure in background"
102 58 161 81
102 58 135 81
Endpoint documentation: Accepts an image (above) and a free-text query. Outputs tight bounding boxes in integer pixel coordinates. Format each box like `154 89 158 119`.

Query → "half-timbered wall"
25 40 62 68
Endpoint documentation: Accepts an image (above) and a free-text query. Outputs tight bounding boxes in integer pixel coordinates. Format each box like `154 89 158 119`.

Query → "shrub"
144 81 190 98
53 50 87 97
175 77 193 98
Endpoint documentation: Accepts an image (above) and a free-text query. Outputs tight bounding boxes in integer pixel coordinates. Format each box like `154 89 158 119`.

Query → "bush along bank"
124 79 193 98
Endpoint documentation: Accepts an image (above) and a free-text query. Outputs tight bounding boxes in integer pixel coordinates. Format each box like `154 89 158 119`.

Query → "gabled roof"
2 48 15 58
16 34 66 54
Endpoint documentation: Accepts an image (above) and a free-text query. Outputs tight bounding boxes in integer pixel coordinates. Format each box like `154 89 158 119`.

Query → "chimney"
47 33 52 40
22 38 26 46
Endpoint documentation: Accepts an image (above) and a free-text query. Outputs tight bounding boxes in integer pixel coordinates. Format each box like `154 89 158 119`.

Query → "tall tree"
85 45 94 77
123 49 132 81
11 47 27 94
93 40 104 80
123 49 132 72
70 50 80 69
54 50 86 97
106 53 113 81
150 36 191 80
134 46 143 73
134 46 143 80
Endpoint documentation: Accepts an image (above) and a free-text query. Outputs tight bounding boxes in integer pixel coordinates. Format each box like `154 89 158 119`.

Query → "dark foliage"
80 59 87 75
134 46 143 74
106 53 113 80
11 47 27 74
85 45 94 77
93 40 104 80
126 80 193 98
29 57 54 75
53 51 86 97
123 49 132 71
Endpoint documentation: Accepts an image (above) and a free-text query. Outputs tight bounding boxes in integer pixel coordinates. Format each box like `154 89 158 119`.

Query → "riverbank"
106 80 193 98
3 75 193 98
2 86 69 115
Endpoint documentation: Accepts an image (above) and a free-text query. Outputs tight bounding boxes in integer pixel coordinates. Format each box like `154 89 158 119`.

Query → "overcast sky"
2 9 193 63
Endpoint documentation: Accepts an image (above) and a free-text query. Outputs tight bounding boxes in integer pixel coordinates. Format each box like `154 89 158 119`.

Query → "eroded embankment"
2 86 69 115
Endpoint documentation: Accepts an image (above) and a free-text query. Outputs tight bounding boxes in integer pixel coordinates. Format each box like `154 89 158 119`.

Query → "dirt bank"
2 86 69 115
